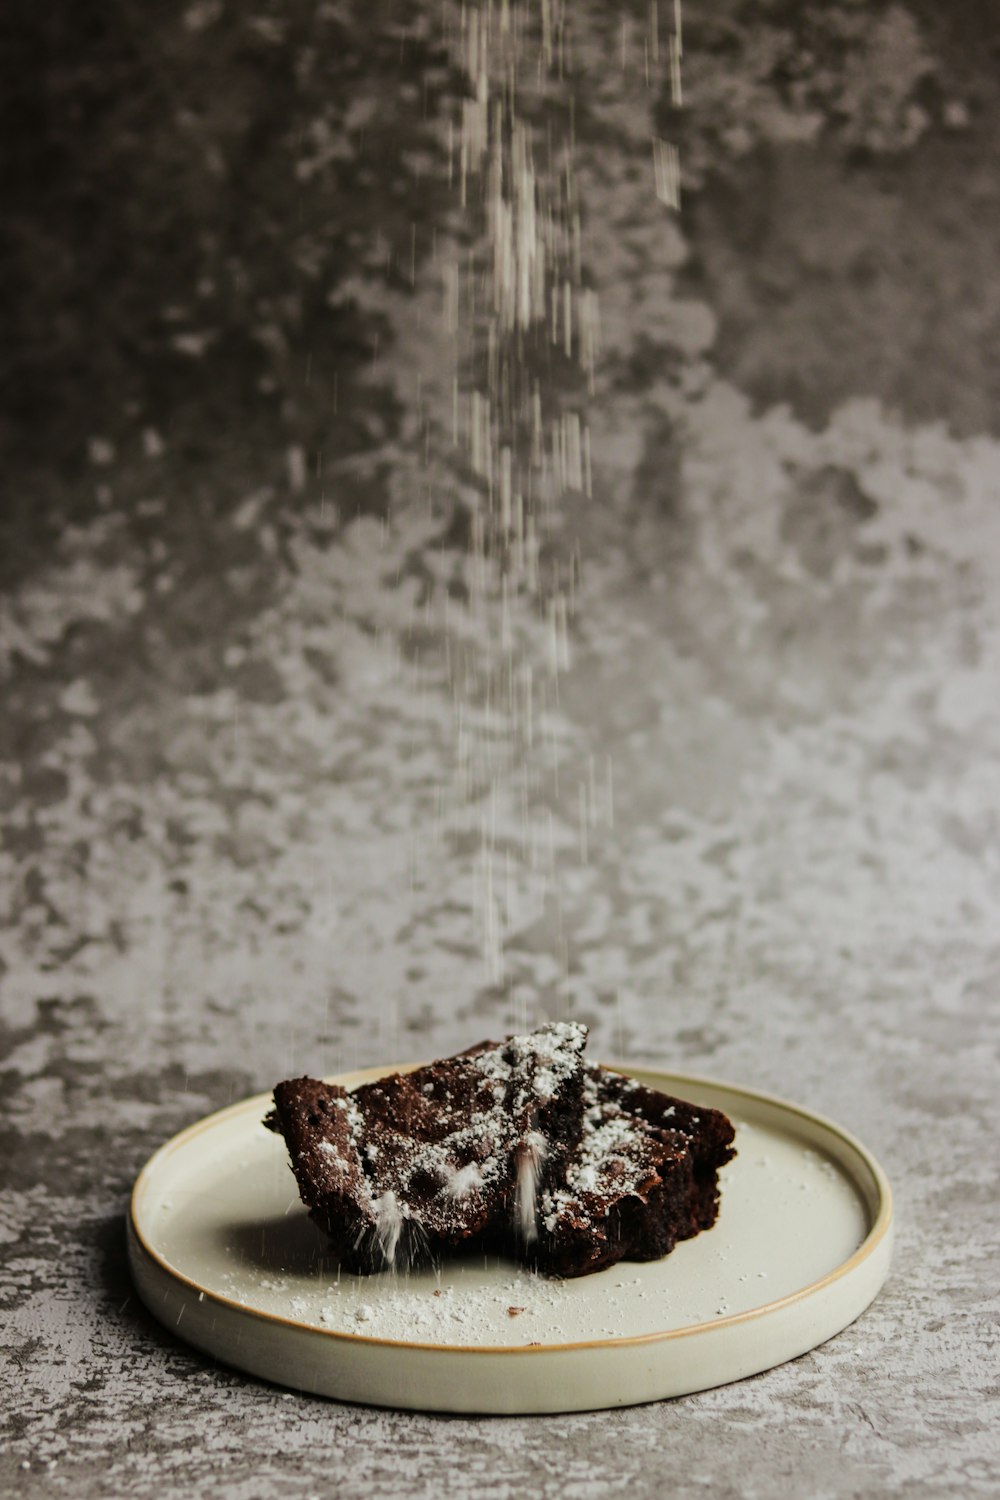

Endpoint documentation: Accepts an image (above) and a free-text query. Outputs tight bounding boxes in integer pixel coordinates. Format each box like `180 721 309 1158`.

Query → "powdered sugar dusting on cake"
538 1071 669 1233
444 1161 485 1199
497 1022 587 1112
333 1022 588 1262
567 1115 648 1194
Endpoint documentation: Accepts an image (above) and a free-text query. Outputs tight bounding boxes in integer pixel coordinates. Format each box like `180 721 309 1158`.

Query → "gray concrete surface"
2 2 998 1496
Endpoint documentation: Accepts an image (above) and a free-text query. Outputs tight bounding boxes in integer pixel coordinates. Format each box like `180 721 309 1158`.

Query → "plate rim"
129 1060 893 1357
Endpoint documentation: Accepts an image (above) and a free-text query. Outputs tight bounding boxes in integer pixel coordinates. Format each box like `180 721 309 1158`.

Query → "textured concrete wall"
2 1 998 1495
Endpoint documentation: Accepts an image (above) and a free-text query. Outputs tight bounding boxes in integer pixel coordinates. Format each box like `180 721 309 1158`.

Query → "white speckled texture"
1 0 998 1495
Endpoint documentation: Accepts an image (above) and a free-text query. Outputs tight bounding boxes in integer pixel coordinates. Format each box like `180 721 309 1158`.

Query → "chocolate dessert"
266 1022 588 1273
266 1023 735 1278
531 1063 736 1277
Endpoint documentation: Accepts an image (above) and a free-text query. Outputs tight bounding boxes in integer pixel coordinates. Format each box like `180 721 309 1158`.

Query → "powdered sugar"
513 1132 547 1243
307 1269 582 1344
537 1069 672 1233
444 1162 485 1198
566 1115 650 1194
372 1192 404 1265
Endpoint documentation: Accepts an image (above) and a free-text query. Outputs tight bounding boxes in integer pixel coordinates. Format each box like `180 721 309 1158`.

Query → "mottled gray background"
1 1 998 1495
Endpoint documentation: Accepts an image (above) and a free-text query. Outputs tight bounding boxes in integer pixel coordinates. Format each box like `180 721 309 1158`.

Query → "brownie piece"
266 1026 736 1279
530 1064 736 1278
265 1021 588 1273
590 1066 737 1238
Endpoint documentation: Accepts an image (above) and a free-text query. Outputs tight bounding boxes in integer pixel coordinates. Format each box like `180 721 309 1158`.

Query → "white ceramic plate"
128 1064 893 1413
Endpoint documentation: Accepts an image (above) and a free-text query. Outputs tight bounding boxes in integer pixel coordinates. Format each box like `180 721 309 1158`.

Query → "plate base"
128 1066 893 1412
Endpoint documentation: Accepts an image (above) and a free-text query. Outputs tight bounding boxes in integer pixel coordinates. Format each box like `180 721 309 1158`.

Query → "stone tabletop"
2 2 998 1496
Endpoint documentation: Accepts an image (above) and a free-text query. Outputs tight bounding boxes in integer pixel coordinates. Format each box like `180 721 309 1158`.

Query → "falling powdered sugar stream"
417 0 681 1005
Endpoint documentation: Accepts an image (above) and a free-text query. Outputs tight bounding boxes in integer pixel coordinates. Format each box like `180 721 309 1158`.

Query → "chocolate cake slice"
266 1025 736 1279
265 1021 588 1273
530 1064 736 1279
589 1066 737 1239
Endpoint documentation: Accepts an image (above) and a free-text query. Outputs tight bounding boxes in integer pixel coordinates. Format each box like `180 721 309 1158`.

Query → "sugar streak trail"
420 0 678 1015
